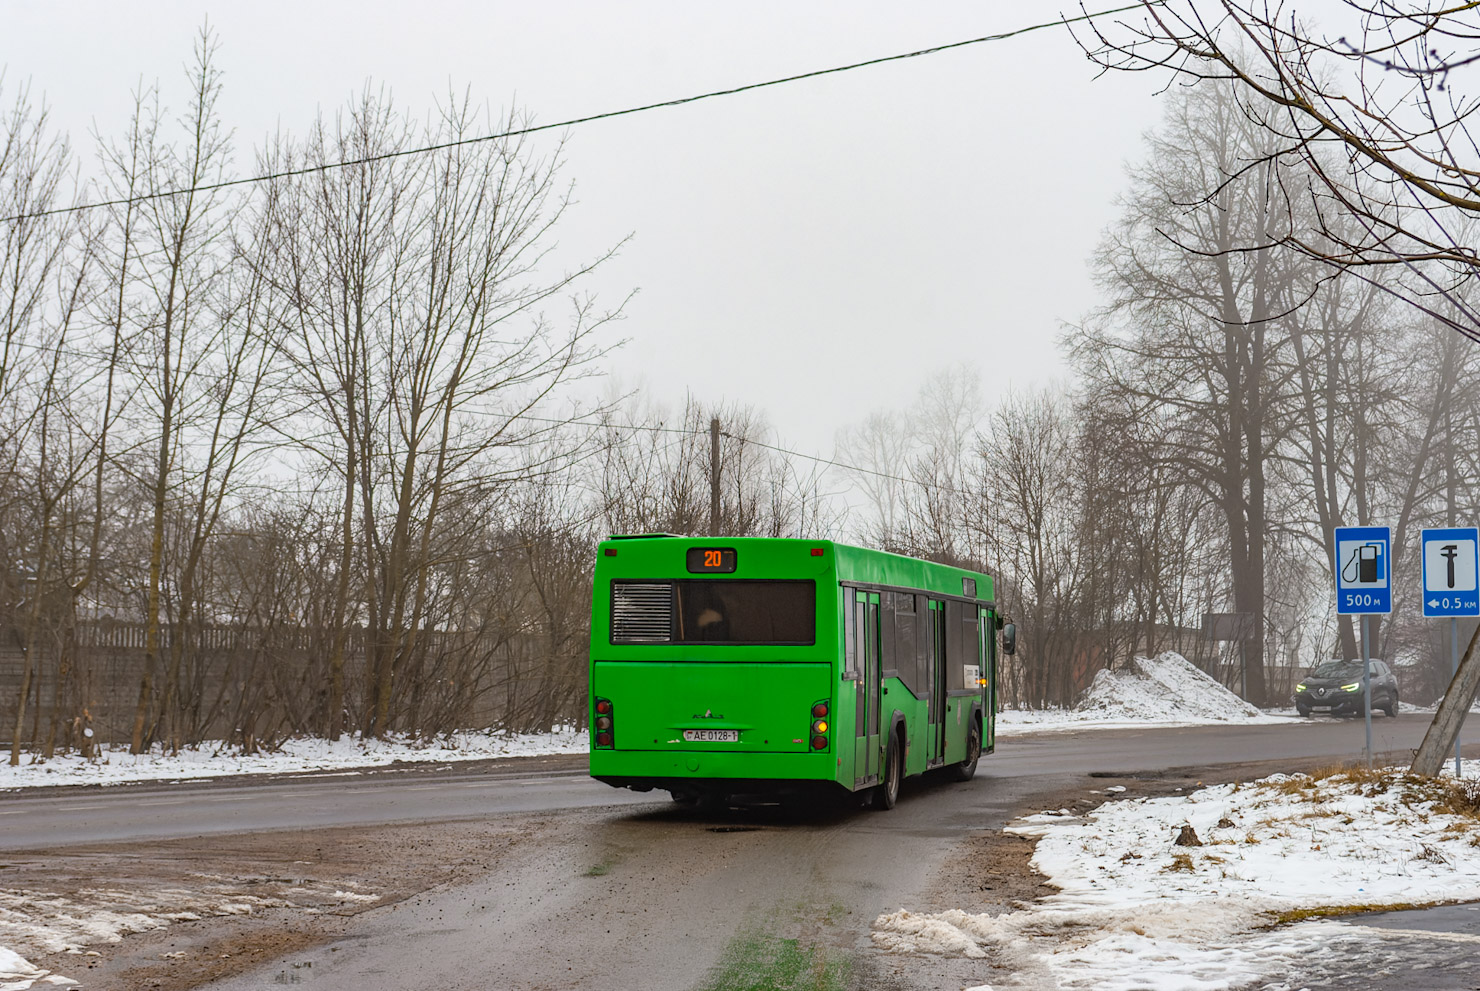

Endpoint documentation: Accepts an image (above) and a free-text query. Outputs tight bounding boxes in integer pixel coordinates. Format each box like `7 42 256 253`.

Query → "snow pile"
1002 652 1293 733
0 727 585 791
1076 651 1264 722
0 946 75 989
0 876 383 990
0 879 379 957
875 762 1480 989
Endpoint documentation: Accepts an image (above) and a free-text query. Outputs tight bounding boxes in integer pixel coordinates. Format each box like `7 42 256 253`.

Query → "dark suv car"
1294 659 1399 717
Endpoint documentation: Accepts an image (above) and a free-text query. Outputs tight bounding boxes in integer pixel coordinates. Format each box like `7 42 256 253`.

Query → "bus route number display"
686 547 737 573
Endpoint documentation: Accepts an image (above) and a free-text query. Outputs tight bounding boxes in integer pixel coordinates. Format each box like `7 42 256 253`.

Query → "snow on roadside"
875 760 1480 990
0 877 383 991
0 880 379 956
2 652 1295 790
0 946 75 990
0 727 585 791
998 651 1304 733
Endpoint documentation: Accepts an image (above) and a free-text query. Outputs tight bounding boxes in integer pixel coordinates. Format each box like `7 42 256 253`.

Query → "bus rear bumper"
590 749 846 798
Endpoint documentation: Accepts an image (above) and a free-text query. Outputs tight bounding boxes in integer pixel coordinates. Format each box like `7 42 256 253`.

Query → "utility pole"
709 417 720 536
1413 622 1480 776
1414 401 1472 778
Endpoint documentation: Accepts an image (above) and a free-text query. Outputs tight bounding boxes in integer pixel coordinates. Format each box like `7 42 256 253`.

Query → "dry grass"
1268 900 1444 925
1164 853 1196 873
1433 777 1480 818
1258 765 1480 825
1265 764 1396 796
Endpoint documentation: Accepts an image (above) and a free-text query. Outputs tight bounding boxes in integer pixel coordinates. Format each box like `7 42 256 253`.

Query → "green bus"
588 535 1014 809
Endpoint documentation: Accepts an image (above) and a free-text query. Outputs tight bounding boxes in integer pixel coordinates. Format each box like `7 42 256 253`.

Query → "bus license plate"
683 729 739 743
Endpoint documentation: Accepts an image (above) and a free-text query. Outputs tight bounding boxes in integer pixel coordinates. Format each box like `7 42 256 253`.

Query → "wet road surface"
7 715 1474 990
0 716 1433 850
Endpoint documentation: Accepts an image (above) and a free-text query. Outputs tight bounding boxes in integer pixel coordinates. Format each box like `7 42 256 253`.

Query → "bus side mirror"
1002 623 1016 656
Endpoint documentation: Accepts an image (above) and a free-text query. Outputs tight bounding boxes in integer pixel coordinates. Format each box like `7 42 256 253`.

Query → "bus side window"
944 600 964 691
893 594 919 697
843 588 858 680
880 592 897 681
964 608 980 667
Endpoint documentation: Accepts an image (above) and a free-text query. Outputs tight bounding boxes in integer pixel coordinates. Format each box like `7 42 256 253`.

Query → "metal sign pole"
1454 616 1463 777
1362 614 1373 768
1335 525 1391 770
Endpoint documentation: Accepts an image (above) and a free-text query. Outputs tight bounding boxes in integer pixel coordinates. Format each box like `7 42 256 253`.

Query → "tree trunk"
1412 620 1480 776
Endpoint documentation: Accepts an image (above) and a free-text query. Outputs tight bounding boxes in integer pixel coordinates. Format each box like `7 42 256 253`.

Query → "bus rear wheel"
951 722 981 782
874 731 902 811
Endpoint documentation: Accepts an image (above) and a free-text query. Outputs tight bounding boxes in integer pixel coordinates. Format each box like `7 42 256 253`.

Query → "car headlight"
1341 682 1361 692
1295 683 1306 692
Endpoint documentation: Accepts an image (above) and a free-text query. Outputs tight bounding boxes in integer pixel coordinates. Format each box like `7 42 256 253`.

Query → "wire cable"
1 5 1147 225
520 412 978 496
725 431 977 497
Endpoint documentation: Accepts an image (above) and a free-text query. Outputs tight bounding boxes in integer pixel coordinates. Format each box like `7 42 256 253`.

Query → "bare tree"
1073 77 1323 704
96 30 250 755
266 88 621 739
835 367 985 564
978 389 1087 706
1077 2 1480 339
1 76 85 766
597 395 834 540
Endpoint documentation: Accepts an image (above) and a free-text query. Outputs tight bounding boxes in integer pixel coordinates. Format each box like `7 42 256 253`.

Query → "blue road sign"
1421 527 1480 618
1334 525 1392 615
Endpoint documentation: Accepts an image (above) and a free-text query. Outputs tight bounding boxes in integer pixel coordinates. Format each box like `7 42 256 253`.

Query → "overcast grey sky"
6 1 1165 457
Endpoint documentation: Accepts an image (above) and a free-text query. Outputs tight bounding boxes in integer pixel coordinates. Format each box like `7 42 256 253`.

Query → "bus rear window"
611 580 815 645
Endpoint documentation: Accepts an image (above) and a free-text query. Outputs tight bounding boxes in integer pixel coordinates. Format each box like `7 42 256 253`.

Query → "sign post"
1334 526 1393 767
1421 527 1479 777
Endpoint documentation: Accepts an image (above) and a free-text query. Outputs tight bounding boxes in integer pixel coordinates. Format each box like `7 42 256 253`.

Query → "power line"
523 411 978 497
1 5 1145 225
728 432 977 499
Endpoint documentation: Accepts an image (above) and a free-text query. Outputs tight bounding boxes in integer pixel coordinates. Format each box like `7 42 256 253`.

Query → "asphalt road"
0 714 1436 851
5 715 1469 991
0 757 652 850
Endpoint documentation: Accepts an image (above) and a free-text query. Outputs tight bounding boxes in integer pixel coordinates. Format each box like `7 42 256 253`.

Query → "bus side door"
853 591 881 786
927 599 945 765
980 606 997 753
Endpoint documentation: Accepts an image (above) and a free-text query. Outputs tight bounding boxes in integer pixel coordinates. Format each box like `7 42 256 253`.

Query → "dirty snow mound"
1074 651 1261 722
0 727 585 791
875 760 1480 989
0 945 76 989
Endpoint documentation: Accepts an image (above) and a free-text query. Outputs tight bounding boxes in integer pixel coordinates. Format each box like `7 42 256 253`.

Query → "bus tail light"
594 697 615 748
810 700 830 750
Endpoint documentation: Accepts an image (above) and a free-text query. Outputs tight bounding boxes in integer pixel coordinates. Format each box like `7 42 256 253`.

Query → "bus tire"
951 721 981 782
874 731 902 811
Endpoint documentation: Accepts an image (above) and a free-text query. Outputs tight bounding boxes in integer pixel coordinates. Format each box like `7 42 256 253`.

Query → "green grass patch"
582 853 618 877
697 927 851 991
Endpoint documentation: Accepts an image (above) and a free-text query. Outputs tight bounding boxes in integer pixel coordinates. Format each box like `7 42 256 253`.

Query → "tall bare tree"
1 77 84 765
1074 78 1322 703
266 88 620 738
